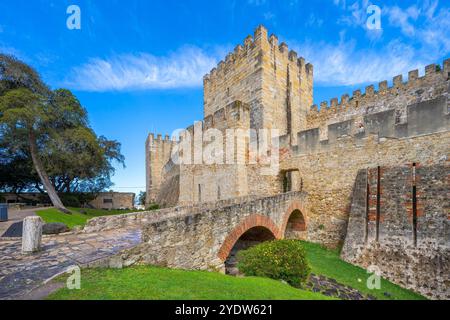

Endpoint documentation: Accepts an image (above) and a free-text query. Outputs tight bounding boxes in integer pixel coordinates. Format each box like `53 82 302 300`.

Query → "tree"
0 84 70 212
138 191 146 206
41 89 125 194
0 55 125 212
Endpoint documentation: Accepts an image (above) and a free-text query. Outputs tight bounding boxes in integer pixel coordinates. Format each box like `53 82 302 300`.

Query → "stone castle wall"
142 25 449 298
281 128 450 246
275 61 449 247
305 59 449 137
341 165 449 300
145 134 176 205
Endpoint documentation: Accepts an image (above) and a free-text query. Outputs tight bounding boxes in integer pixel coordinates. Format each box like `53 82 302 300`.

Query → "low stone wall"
83 194 262 233
341 165 449 300
83 208 188 233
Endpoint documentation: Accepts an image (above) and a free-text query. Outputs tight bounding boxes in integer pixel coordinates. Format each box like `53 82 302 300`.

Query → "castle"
142 26 449 299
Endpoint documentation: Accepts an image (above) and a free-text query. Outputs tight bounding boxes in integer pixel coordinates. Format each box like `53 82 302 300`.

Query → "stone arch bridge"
86 192 309 273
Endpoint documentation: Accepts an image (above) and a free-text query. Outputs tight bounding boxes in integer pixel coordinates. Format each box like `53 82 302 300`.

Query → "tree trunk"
28 130 70 214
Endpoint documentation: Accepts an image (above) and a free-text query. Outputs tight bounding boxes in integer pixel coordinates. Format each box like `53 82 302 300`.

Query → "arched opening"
225 226 276 275
284 209 306 240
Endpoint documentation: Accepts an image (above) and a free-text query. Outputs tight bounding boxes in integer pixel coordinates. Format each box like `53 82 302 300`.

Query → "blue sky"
1 0 449 196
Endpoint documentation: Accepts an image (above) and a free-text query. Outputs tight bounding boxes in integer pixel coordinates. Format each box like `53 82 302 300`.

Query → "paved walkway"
0 228 141 300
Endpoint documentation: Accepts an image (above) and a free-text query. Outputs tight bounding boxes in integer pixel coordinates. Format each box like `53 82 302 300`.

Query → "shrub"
147 203 160 211
237 240 311 288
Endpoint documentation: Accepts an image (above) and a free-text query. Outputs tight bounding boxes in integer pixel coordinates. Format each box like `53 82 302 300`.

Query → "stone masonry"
139 25 449 299
341 165 449 299
107 192 308 272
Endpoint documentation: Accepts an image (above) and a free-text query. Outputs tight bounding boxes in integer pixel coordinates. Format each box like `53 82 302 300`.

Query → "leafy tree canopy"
0 54 125 209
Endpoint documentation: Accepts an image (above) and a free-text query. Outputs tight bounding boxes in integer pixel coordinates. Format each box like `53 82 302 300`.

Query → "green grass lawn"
301 241 426 300
47 266 333 300
45 239 425 300
37 207 138 229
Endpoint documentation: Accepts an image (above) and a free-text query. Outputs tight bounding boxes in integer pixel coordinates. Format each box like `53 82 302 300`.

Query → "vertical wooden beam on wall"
365 168 370 244
376 166 381 242
412 163 418 247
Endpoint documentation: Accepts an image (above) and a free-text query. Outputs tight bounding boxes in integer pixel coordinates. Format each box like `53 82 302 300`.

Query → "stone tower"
203 25 313 144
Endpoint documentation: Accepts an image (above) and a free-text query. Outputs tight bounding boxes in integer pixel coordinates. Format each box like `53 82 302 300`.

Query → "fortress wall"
178 164 242 206
177 101 252 205
155 159 180 208
341 165 449 300
145 133 177 205
280 129 450 247
297 95 449 154
149 26 315 207
282 74 449 247
306 59 450 139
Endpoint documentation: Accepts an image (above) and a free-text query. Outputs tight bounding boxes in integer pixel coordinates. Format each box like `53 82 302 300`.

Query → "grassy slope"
47 266 333 300
37 207 137 229
301 241 426 300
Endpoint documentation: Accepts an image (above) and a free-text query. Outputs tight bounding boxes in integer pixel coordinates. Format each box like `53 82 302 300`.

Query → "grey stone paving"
0 228 141 300
2 221 23 237
0 207 48 237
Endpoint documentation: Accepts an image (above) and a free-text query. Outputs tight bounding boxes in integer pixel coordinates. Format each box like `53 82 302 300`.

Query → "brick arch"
280 200 309 239
217 214 281 261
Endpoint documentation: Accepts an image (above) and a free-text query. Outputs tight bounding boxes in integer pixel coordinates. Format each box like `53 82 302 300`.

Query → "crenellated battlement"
147 132 178 145
203 25 313 125
308 59 450 125
299 93 449 155
203 25 312 85
203 26 264 85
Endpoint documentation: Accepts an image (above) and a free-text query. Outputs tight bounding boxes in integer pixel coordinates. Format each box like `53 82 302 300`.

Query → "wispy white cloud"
305 13 324 28
66 1 449 92
333 0 347 9
293 36 422 86
384 1 450 58
318 0 450 86
335 0 383 40
418 7 450 58
65 46 222 92
336 0 369 27
385 5 420 37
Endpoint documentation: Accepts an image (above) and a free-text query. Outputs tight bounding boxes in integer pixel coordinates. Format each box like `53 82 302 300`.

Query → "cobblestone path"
0 228 141 299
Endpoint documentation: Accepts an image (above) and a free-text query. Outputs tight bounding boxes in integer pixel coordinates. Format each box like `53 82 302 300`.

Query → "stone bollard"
22 216 43 254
